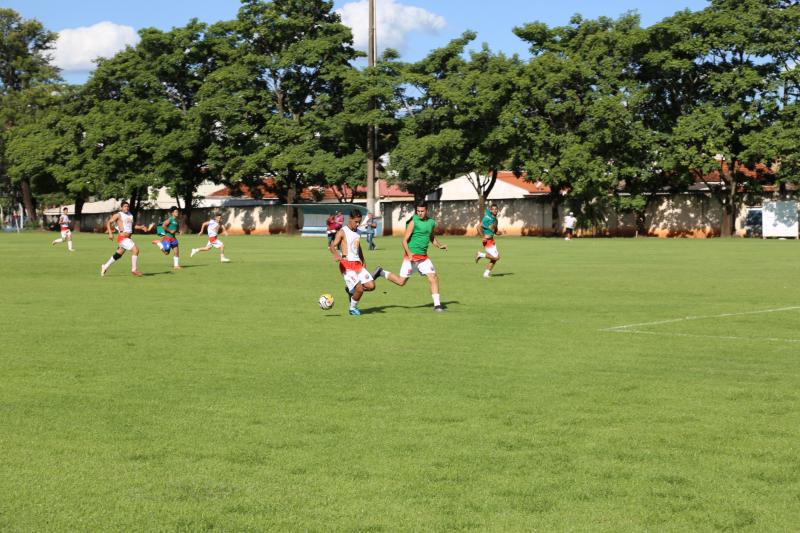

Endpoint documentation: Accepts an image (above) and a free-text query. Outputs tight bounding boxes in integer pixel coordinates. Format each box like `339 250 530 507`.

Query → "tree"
642 1 788 236
512 13 654 230
389 32 477 203
0 8 60 221
204 0 361 233
84 19 233 229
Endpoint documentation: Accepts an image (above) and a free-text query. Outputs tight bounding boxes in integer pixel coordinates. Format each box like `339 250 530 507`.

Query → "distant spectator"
360 212 378 250
334 211 344 231
326 213 338 245
564 211 577 240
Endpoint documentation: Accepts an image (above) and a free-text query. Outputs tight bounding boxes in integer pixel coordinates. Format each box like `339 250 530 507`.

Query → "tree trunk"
74 195 85 233
20 178 36 222
180 186 193 233
720 182 736 237
285 178 298 235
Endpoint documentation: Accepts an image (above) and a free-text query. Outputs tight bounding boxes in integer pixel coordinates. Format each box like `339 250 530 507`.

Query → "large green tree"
0 8 59 220
512 13 655 230
643 0 789 236
203 0 360 232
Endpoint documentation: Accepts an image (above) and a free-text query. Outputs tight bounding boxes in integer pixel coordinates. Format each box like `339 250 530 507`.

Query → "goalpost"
762 201 799 239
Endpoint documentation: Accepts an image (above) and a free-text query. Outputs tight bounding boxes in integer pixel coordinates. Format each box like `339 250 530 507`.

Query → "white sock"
483 270 491 277
477 252 486 258
382 270 390 279
53 238 63 244
131 255 138 271
173 256 180 267
432 293 441 306
67 241 73 251
103 256 116 269
350 297 358 310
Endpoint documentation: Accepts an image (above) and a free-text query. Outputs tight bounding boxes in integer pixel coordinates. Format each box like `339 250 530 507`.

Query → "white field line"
601 306 800 344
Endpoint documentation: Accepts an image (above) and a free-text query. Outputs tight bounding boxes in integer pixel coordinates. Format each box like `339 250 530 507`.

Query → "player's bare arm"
431 234 448 252
106 213 119 239
198 222 208 235
329 229 344 261
402 219 415 258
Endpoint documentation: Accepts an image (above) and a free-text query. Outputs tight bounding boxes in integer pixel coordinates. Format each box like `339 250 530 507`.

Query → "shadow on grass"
361 300 460 315
489 272 514 277
140 264 208 276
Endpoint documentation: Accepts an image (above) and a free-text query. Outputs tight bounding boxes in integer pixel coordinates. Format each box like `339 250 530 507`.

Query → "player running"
100 201 148 277
191 213 231 262
372 202 448 312
152 206 182 269
51 207 74 252
475 203 500 278
329 210 376 316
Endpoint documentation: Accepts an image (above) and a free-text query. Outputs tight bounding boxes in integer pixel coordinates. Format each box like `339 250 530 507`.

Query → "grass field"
1 231 799 531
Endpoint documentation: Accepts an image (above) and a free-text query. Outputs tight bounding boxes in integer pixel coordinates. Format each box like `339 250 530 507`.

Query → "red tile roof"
495 171 551 195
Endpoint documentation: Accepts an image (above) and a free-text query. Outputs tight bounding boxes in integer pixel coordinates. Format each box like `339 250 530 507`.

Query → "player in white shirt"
329 210 376 316
51 207 74 251
191 213 230 262
100 201 148 277
564 211 577 240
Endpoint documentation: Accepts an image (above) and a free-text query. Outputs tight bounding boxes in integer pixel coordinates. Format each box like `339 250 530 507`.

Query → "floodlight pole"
366 0 377 216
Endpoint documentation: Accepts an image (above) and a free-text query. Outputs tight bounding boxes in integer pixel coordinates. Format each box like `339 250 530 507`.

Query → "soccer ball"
319 293 334 310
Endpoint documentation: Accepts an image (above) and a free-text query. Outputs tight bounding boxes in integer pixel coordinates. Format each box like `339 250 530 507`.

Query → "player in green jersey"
152 206 182 270
372 203 448 312
475 203 500 278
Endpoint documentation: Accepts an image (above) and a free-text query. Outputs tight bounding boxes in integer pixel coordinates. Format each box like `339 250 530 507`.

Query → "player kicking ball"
372 202 448 312
51 207 74 252
329 209 376 316
191 213 230 262
101 201 149 277
475 203 500 278
152 206 182 270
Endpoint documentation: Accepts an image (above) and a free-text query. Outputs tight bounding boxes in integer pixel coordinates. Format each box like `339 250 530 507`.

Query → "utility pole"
366 0 377 216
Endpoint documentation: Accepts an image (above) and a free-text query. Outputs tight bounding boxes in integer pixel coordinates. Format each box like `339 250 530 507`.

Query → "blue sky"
8 0 710 83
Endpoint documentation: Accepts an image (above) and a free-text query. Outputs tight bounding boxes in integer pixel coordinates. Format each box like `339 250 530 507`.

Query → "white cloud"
53 21 140 72
337 0 446 54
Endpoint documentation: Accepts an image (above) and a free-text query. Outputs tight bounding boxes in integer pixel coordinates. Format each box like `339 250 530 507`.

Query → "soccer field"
1 232 799 530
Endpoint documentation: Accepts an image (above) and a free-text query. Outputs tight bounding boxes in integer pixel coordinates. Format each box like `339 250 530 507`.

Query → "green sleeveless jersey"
164 216 179 236
407 214 435 256
481 209 497 238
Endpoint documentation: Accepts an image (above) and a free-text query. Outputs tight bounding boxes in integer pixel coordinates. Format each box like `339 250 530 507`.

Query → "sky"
8 0 710 84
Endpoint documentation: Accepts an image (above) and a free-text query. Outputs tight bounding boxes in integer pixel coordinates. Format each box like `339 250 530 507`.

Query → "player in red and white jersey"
51 207 74 251
191 213 230 262
329 210 376 316
100 201 148 277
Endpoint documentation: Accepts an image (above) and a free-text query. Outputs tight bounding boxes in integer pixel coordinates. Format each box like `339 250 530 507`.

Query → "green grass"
1 231 799 531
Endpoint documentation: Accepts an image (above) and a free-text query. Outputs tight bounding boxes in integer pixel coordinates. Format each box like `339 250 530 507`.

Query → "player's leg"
483 244 499 278
101 246 125 276
372 259 410 286
172 244 181 269
130 244 142 276
425 272 444 311
218 242 229 262
66 233 74 251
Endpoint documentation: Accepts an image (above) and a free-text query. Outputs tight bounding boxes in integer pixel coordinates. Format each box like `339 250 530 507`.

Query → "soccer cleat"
51 240 56 246
349 308 361 316
131 270 143 277
434 305 445 312
474 252 481 263
100 265 107 277
173 265 182 270
220 257 230 263
190 248 197 257
371 265 383 279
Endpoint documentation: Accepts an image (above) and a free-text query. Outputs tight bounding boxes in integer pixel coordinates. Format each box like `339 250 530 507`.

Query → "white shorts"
484 243 498 257
207 238 223 249
343 268 374 291
117 237 135 251
400 257 436 278
60 229 71 239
